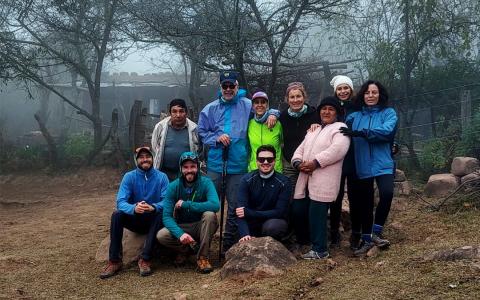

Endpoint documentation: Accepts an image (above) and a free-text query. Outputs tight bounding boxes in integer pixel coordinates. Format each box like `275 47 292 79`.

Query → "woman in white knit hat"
327 75 364 252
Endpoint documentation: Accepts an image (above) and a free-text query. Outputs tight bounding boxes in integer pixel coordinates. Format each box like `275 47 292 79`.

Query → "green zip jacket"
162 175 219 239
247 119 283 172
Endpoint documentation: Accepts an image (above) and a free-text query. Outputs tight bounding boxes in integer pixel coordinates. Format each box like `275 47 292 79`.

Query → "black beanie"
317 96 342 115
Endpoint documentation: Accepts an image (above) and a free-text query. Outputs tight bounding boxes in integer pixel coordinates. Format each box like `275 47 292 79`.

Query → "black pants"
109 210 164 262
330 174 363 234
355 174 394 234
247 218 288 241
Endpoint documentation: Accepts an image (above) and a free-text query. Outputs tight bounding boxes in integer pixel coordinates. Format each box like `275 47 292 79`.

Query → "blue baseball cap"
219 70 239 84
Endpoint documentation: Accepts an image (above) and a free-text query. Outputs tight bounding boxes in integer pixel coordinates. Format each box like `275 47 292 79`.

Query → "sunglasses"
257 156 275 163
222 83 237 90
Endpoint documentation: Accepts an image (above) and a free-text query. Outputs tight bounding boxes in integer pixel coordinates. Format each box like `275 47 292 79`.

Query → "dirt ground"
1 168 479 299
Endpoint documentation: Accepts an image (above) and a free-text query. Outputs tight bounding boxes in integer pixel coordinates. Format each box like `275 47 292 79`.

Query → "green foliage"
419 122 461 174
456 110 480 158
62 134 93 162
0 144 47 172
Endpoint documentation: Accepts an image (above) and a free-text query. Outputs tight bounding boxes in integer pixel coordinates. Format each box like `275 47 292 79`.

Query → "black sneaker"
353 241 375 257
372 233 390 249
349 233 361 251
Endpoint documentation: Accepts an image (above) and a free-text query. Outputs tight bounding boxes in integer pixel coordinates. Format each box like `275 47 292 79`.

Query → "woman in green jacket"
248 91 283 172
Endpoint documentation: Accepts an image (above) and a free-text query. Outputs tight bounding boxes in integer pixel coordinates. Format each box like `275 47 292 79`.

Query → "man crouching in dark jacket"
235 144 292 243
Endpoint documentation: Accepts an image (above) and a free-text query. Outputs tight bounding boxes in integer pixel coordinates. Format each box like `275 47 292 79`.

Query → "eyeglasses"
222 83 237 90
257 156 275 163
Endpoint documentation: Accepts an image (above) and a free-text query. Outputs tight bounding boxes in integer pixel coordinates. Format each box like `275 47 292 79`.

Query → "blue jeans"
207 172 244 251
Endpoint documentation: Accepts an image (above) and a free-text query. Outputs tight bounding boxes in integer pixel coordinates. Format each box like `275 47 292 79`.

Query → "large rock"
394 169 407 182
394 181 411 196
220 236 296 280
423 246 480 261
95 229 146 265
451 157 480 176
424 174 459 197
460 172 480 185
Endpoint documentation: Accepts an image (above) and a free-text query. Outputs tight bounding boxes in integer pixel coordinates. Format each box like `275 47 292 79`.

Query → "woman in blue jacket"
340 80 398 256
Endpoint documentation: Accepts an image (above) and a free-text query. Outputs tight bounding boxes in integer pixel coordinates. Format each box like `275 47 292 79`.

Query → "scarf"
287 105 307 118
254 112 269 123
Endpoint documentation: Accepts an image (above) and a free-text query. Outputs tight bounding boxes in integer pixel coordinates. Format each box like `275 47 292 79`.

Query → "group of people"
99 70 398 279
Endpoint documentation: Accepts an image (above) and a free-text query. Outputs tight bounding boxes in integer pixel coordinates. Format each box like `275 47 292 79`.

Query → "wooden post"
461 90 471 131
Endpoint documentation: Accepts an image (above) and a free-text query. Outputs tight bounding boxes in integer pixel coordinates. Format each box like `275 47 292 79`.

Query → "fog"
0 0 479 176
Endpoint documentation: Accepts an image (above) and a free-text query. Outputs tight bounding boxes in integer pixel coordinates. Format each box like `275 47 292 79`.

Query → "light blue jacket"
346 106 398 179
198 89 279 174
116 167 169 215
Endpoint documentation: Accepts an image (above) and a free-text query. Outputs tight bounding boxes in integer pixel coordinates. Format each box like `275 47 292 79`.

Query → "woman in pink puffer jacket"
290 96 350 260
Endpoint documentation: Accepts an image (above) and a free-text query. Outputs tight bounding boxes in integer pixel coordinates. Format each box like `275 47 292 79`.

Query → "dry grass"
0 169 479 299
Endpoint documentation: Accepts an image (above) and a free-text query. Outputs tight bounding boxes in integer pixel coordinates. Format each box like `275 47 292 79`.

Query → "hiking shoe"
174 253 188 267
353 241 375 257
138 258 152 276
349 233 361 251
372 233 390 249
301 250 330 260
289 243 311 258
197 256 213 274
99 261 122 279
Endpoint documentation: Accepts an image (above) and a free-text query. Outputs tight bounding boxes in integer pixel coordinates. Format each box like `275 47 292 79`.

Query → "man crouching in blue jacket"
157 152 219 274
100 146 169 279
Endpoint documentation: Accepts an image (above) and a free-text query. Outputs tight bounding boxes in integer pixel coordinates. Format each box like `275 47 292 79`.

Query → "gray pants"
156 211 218 258
282 158 299 199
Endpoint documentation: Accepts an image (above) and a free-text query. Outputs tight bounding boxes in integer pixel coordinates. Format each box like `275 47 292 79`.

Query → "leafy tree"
0 0 127 157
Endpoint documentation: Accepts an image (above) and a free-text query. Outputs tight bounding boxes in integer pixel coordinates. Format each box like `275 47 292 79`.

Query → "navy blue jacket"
236 170 292 237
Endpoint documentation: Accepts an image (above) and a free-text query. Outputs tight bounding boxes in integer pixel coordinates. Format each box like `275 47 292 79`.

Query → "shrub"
61 133 94 164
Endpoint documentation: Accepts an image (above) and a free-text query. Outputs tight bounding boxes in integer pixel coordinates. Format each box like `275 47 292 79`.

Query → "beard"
183 172 197 183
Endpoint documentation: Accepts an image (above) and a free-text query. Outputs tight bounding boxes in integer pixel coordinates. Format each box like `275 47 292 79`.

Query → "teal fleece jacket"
162 175 220 239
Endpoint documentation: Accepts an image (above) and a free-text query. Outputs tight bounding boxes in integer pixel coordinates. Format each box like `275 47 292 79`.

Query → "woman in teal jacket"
341 80 398 256
247 91 283 172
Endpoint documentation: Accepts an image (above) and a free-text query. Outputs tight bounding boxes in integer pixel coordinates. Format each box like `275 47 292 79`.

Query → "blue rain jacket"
198 89 279 174
346 106 398 179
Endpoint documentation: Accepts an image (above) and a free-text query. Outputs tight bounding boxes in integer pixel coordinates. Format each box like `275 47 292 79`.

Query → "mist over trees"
0 0 479 175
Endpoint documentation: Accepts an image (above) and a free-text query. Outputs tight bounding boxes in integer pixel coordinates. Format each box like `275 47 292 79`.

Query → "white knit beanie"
330 75 353 91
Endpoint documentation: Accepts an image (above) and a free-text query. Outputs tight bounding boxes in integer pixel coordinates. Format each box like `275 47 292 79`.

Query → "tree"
123 0 355 107
333 0 479 170
0 0 127 156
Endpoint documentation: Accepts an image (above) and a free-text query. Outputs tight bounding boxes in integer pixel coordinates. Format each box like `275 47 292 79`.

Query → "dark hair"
169 98 187 113
355 80 389 107
256 144 276 158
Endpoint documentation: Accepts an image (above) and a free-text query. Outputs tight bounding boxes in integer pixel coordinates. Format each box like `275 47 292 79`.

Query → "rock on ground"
394 181 411 196
394 169 407 182
424 174 459 197
95 229 146 265
460 172 480 185
220 236 296 280
423 246 480 261
451 157 480 176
